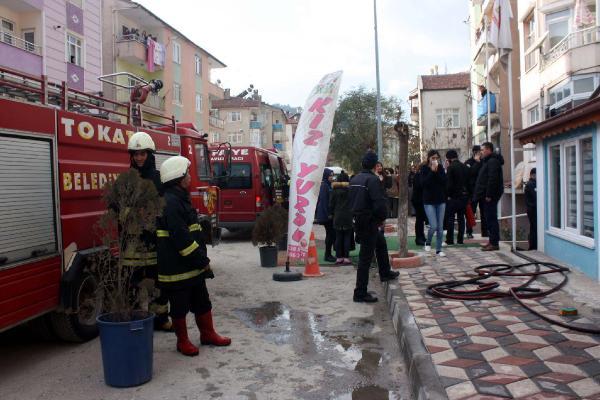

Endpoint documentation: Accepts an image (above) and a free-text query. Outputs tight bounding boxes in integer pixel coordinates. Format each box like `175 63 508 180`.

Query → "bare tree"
394 118 409 258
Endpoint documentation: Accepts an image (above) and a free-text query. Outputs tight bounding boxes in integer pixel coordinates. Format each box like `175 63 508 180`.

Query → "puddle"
234 302 406 399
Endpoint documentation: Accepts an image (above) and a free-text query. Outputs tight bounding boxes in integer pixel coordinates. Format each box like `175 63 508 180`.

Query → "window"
23 30 35 52
172 41 181 64
68 0 84 7
195 93 202 112
548 137 595 243
525 50 538 71
194 144 210 179
173 83 181 104
195 55 202 76
528 105 540 126
211 132 220 143
66 33 83 66
548 74 600 113
1 18 14 45
546 9 570 48
213 163 252 189
229 112 241 122
435 108 460 128
574 76 595 94
524 12 536 49
227 132 243 144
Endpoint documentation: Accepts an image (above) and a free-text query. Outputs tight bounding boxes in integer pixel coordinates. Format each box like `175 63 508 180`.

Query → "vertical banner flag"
490 0 513 55
287 71 343 260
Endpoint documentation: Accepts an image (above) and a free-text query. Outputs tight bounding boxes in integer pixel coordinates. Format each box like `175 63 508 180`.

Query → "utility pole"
374 0 383 157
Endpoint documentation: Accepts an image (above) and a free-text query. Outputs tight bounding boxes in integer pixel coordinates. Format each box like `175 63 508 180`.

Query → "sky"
136 0 471 109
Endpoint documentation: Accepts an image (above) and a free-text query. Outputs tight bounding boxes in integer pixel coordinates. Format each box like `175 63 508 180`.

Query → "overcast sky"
136 0 471 108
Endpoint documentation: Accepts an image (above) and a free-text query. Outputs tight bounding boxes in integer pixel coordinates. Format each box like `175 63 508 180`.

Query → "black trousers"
354 225 391 297
467 199 488 236
412 200 427 244
482 199 500 246
130 265 170 325
323 220 337 256
164 280 212 319
335 229 353 258
446 197 467 244
527 208 537 250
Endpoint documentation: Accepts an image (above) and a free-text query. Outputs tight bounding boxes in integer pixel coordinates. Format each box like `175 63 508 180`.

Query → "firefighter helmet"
160 156 191 183
127 131 156 152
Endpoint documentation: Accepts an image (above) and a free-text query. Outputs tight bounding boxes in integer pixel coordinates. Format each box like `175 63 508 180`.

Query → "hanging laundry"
146 37 156 73
154 42 165 67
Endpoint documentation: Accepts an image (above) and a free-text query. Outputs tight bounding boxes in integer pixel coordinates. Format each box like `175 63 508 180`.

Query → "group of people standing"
411 142 506 256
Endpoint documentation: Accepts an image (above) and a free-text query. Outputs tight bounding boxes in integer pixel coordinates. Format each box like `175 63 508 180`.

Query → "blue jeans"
424 203 446 252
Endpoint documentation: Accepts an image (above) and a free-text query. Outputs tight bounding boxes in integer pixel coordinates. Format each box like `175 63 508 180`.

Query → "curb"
384 282 449 400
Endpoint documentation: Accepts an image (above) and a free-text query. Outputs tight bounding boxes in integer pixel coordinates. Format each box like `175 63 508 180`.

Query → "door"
217 161 255 224
22 30 35 52
257 152 274 208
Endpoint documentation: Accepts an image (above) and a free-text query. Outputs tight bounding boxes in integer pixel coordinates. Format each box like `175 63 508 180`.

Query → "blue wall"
543 124 598 280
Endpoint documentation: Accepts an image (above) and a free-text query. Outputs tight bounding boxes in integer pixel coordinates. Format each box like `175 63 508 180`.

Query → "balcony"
116 88 165 112
273 143 284 151
477 93 498 126
0 30 42 76
209 115 224 129
272 123 284 132
116 35 164 70
250 120 262 129
541 26 600 71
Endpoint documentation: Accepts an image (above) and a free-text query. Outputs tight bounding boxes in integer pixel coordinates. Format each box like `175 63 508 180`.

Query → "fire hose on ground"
426 262 600 334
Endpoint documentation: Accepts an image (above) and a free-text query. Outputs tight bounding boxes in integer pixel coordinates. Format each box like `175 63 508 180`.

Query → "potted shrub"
91 169 164 388
252 204 287 267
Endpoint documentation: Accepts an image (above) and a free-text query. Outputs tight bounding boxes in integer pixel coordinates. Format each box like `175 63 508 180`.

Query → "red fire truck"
0 68 223 341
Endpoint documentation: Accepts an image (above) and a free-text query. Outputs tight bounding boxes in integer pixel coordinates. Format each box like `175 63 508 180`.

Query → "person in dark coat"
465 145 487 238
525 168 537 250
329 171 353 265
349 151 399 303
411 161 428 246
445 149 469 245
157 156 231 357
473 142 504 251
316 168 336 262
421 149 447 256
123 132 171 332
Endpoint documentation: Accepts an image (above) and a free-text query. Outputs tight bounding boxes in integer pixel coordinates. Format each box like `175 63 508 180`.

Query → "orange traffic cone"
303 231 324 277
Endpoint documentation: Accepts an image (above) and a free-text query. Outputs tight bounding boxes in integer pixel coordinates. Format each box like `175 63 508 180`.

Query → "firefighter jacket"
156 185 211 289
121 168 162 271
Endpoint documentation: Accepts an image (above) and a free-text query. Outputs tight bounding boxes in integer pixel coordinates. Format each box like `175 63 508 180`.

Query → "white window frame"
229 111 241 122
195 55 202 76
195 93 202 113
548 74 600 111
546 135 595 248
22 29 35 52
527 104 540 126
545 8 571 50
227 132 243 144
435 108 460 128
172 83 182 105
211 132 220 143
172 41 181 64
66 32 83 67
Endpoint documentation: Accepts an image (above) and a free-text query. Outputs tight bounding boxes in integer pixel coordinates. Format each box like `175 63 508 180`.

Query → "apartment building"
101 0 226 130
409 72 472 160
0 0 101 93
212 90 288 153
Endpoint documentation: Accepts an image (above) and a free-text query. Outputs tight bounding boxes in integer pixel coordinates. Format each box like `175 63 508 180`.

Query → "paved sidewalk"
387 246 600 400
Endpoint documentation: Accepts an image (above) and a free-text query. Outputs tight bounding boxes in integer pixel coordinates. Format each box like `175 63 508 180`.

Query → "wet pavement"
0 227 412 400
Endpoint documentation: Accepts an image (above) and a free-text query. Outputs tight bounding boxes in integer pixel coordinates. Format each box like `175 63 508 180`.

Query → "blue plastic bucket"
97 311 155 387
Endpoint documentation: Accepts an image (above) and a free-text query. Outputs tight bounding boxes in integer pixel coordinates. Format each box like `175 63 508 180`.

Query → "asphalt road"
0 228 412 400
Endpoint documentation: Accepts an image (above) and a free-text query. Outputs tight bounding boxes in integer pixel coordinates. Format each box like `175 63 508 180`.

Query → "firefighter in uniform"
157 156 231 357
349 151 399 303
122 131 172 331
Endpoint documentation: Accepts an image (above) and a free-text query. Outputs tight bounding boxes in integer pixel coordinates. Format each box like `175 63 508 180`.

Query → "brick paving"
396 247 600 399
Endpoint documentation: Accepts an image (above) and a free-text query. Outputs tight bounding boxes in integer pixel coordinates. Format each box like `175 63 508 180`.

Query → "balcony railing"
116 88 165 111
250 120 262 129
209 115 224 129
477 93 497 126
0 29 41 55
541 26 599 70
272 123 284 132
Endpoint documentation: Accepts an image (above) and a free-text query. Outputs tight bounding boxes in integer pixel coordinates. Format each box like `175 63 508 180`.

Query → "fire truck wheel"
50 273 101 342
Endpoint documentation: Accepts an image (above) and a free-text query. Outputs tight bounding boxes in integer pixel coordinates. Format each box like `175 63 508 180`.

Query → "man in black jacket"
349 151 399 303
465 145 487 238
445 150 468 245
524 168 537 250
473 142 504 251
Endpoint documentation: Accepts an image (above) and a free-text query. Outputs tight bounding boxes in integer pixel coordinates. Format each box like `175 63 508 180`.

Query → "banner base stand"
273 259 302 282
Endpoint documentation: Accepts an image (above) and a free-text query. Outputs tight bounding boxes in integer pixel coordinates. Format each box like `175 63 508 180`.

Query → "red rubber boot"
172 318 199 356
195 311 232 346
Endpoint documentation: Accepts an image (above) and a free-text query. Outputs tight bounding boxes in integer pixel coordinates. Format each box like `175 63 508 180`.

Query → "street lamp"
374 0 383 157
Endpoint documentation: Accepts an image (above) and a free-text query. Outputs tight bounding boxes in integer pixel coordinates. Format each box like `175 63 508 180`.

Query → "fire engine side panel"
56 111 180 252
0 99 55 134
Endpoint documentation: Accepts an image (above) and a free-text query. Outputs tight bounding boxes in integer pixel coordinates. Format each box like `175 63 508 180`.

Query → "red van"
209 146 288 230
